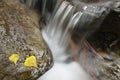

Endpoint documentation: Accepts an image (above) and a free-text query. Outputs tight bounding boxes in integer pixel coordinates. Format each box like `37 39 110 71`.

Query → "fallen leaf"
9 53 19 65
24 56 38 68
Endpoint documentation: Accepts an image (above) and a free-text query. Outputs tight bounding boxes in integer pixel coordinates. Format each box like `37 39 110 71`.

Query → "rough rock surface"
0 0 53 80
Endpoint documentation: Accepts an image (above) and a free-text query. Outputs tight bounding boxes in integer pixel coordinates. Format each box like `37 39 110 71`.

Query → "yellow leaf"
24 56 38 68
9 53 19 65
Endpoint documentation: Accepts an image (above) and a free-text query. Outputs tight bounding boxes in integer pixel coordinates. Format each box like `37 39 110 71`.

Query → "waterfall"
42 1 78 61
59 12 83 46
43 1 109 58
46 1 72 38
40 1 112 80
18 0 120 80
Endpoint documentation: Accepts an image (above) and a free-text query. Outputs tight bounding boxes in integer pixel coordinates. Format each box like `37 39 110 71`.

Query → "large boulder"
0 0 53 80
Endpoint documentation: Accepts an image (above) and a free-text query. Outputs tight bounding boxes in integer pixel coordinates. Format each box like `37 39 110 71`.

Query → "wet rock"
0 0 53 80
84 5 120 80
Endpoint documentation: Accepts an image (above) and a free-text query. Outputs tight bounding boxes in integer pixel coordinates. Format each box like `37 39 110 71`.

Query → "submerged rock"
80 6 120 80
0 0 53 80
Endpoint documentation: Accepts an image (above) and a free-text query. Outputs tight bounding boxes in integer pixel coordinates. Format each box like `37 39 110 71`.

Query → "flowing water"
19 0 118 80
42 1 109 61
38 1 110 80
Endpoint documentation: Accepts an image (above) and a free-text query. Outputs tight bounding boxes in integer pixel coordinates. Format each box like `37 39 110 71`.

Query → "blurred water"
38 62 91 80
37 1 111 80
18 0 116 80
38 26 91 80
36 1 95 80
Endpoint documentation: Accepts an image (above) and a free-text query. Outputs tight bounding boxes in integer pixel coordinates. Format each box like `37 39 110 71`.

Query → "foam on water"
38 62 91 80
38 30 91 80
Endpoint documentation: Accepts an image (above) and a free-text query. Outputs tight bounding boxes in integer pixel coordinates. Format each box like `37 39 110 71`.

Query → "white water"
37 1 92 80
37 30 91 80
59 12 83 46
38 1 109 80
38 62 91 80
18 1 119 80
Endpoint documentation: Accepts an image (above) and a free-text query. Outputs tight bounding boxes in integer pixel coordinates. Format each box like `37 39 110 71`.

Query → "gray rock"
0 0 53 80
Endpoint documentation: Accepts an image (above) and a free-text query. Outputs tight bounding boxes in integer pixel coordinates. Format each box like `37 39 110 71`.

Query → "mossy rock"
0 0 53 80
